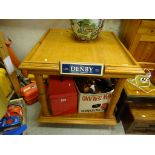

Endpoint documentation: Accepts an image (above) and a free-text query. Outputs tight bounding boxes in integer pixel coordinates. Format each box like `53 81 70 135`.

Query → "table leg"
34 74 50 116
105 78 126 118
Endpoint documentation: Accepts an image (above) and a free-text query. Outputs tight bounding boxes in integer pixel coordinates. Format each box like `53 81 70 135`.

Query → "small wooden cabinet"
120 20 155 63
122 103 155 134
116 80 155 134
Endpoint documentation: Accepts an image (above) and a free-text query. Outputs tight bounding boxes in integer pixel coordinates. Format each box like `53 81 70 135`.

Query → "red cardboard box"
20 82 38 105
48 76 78 116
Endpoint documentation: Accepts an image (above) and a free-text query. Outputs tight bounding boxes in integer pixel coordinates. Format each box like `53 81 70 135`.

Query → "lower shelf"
38 112 117 125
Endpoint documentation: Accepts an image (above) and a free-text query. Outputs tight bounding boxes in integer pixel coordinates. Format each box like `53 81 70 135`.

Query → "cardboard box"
77 86 113 113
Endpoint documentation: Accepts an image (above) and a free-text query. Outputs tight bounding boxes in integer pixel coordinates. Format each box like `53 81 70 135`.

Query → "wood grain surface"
19 29 144 78
38 112 117 125
121 19 155 63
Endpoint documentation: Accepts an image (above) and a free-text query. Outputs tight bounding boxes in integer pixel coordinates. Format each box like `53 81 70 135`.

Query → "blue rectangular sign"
60 62 104 76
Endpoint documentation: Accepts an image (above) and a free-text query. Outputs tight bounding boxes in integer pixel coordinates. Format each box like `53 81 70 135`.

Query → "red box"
48 76 78 116
20 82 38 105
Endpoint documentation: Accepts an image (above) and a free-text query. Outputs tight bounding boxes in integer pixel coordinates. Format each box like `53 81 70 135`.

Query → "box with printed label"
75 78 114 113
77 89 113 113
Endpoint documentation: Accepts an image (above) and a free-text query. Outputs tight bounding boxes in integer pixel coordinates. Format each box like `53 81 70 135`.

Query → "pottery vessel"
71 19 104 41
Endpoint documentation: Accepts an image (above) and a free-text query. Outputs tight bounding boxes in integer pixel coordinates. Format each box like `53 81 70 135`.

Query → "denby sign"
60 62 104 76
71 66 93 73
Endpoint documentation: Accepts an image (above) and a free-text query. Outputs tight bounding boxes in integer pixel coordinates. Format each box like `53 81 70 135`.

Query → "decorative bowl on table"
70 19 104 41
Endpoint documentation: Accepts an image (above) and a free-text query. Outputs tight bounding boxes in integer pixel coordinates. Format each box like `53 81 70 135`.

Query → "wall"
0 19 122 61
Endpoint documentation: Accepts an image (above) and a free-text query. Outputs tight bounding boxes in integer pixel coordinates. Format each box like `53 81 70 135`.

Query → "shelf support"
34 74 50 116
105 78 126 118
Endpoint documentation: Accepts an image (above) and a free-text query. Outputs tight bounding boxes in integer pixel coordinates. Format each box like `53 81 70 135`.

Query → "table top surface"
19 29 144 77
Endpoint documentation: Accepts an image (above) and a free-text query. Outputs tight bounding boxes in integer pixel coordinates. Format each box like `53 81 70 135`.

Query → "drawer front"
128 121 155 134
138 27 155 35
138 20 155 35
126 101 155 108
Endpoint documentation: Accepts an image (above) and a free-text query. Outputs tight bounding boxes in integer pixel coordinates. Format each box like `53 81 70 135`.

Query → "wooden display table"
19 29 144 125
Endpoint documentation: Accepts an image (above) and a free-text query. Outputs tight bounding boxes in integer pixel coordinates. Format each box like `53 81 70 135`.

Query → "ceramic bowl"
71 19 104 41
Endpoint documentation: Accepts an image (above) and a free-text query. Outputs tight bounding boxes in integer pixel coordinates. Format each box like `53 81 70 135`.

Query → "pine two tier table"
19 29 144 125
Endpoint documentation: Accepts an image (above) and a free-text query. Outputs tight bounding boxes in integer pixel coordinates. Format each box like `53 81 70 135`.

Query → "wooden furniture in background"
120 20 155 63
116 62 155 134
122 102 155 134
120 80 155 134
150 65 155 85
0 32 21 97
19 29 144 125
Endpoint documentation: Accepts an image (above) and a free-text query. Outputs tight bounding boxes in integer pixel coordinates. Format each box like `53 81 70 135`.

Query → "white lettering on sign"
71 66 93 73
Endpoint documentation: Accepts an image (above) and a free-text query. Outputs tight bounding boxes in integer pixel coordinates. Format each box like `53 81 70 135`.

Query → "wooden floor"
38 112 117 125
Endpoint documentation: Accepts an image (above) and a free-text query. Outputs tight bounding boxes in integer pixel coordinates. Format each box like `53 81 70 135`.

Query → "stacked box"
48 76 78 116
